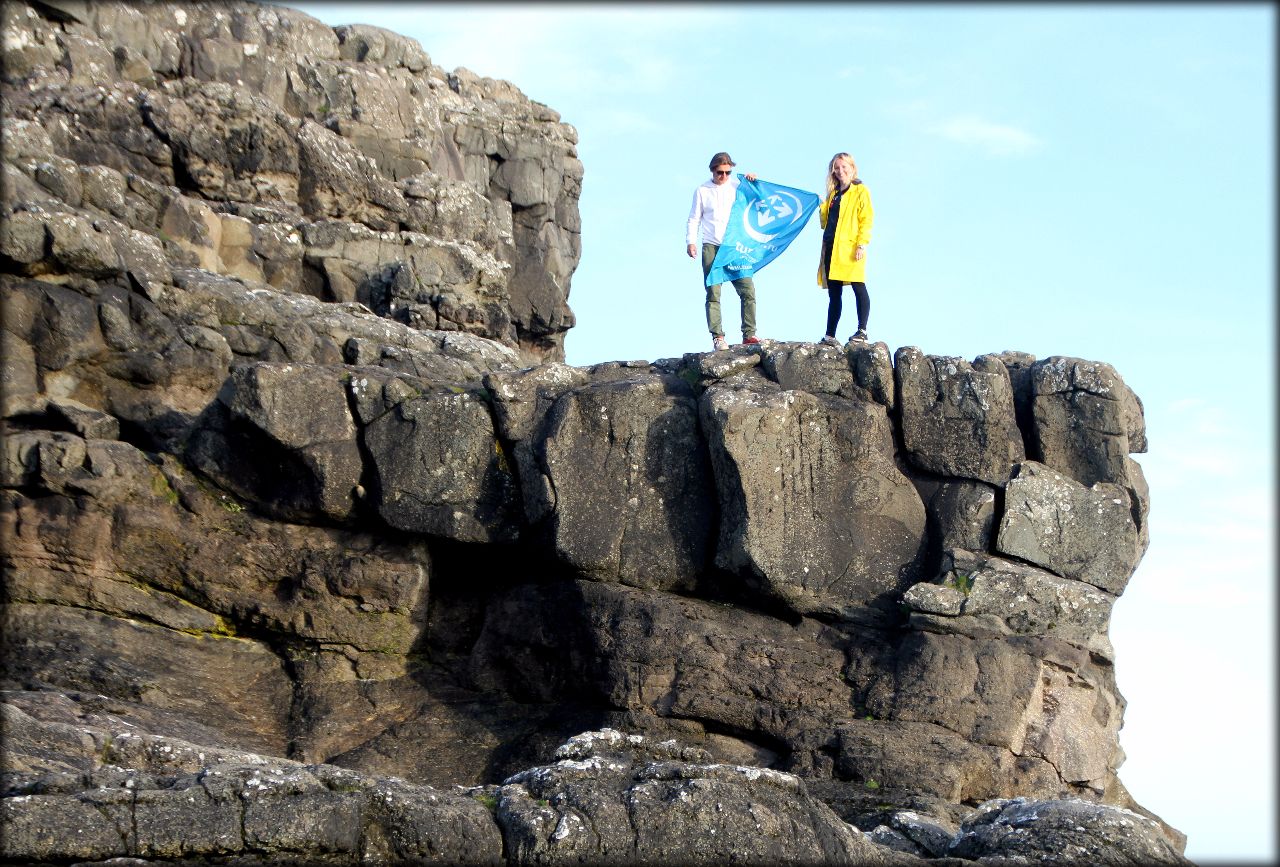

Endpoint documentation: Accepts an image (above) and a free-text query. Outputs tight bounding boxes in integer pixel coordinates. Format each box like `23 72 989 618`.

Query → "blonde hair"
825 152 858 199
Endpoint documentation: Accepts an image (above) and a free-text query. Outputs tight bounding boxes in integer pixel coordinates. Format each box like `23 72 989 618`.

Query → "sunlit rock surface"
1 1 1183 863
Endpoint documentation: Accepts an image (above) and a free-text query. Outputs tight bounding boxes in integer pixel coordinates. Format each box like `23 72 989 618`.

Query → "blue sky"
289 4 1275 862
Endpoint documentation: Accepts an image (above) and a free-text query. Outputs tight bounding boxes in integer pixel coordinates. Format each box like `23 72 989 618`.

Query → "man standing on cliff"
686 152 761 352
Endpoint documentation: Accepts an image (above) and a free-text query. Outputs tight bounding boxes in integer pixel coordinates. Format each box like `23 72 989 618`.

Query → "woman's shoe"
850 329 868 342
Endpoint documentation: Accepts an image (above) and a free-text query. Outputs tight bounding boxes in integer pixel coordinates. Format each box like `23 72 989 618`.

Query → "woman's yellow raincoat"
816 182 874 285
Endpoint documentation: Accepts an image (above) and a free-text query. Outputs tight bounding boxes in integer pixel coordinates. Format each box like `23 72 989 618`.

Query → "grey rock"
1 754 502 865
535 373 715 590
335 23 431 70
2 602 295 757
146 79 303 206
896 347 1024 484
0 789 128 862
854 630 1125 789
996 461 1142 594
46 210 123 276
100 219 172 288
949 797 1191 864
696 344 764 381
869 824 925 855
880 809 958 857
902 581 966 616
2 444 433 759
761 339 855 396
469 580 854 756
485 362 588 445
45 396 120 439
1030 356 1147 488
163 268 521 382
2 0 582 364
495 728 883 865
77 167 139 216
484 361 590 529
923 478 999 561
34 156 83 207
834 711 1062 807
362 381 519 543
700 381 926 619
186 361 364 521
905 549 1117 656
848 339 896 408
0 209 49 265
297 118 407 230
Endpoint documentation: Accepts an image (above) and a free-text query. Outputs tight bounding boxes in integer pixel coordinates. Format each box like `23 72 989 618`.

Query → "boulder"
483 361 589 524
919 479 998 567
1029 356 1147 487
360 377 519 543
185 361 364 521
760 340 856 397
847 339 896 409
867 809 957 858
700 381 926 620
996 461 1142 594
495 729 884 865
833 718 1061 806
904 549 1117 655
896 347 1024 484
949 797 1191 864
534 373 715 590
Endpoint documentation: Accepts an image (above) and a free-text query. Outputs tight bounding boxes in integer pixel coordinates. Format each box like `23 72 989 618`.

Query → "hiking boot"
712 335 729 351
820 335 840 347
850 329 868 342
742 335 762 346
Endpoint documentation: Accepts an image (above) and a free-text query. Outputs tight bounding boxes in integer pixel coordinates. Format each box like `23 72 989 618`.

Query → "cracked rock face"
896 347 1025 485
2 0 579 364
700 377 927 621
534 373 716 591
492 728 882 866
2 1 1184 863
996 460 1143 594
948 797 1190 865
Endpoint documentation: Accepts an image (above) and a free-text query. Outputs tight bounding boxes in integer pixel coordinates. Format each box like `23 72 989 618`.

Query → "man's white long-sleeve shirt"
686 176 740 246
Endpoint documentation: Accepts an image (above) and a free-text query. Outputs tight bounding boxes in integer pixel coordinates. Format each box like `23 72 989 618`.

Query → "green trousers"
701 243 756 338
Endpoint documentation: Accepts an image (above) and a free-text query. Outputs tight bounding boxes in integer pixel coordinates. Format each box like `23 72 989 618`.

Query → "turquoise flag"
706 176 820 286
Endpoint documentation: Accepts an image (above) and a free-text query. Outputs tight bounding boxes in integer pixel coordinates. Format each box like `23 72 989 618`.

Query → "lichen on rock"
1 0 1183 863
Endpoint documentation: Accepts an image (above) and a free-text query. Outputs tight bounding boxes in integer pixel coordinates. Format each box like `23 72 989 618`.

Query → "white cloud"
927 114 1041 156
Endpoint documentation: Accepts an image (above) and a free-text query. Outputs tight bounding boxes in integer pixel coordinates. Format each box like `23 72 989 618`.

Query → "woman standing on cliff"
817 153 874 346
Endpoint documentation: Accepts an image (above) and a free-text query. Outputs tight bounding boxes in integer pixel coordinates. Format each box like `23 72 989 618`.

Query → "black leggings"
825 279 869 337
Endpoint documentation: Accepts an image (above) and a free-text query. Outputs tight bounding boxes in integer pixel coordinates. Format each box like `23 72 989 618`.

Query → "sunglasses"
714 169 733 176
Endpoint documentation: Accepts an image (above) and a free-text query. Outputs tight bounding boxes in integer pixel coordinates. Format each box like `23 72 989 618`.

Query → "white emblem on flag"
743 190 805 243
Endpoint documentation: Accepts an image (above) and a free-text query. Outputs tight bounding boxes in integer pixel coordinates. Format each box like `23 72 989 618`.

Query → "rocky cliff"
1 2 1188 864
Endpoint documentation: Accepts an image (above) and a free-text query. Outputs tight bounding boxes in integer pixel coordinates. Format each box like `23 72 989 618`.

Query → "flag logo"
706 177 820 287
745 191 805 242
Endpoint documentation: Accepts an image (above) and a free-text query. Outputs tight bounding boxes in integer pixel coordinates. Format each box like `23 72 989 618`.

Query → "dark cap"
708 151 735 170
